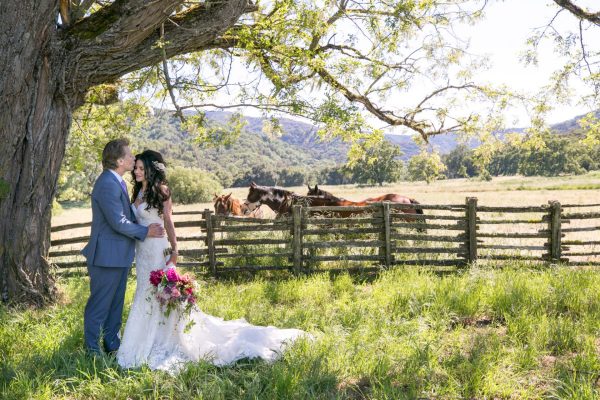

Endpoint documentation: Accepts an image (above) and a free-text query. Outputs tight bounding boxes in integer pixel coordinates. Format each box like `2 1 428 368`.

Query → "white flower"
153 161 166 172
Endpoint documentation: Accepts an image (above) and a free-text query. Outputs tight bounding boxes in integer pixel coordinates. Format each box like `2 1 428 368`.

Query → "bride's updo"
132 150 170 216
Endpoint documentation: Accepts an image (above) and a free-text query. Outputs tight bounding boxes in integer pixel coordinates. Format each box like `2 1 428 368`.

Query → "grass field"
2 265 600 399
5 173 598 399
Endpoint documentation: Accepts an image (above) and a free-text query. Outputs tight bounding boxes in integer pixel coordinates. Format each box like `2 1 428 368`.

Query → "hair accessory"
152 161 166 172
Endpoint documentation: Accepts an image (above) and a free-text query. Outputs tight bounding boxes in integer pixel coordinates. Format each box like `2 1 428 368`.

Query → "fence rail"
49 197 600 275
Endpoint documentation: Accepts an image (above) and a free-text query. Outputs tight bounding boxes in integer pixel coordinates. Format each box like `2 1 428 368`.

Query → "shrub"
168 166 223 204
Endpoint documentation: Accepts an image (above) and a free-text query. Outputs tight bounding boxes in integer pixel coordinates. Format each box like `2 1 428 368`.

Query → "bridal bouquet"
149 267 198 330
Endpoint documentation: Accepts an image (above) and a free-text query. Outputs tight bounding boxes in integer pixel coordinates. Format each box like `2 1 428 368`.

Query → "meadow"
2 266 600 399
52 172 600 225
3 173 600 399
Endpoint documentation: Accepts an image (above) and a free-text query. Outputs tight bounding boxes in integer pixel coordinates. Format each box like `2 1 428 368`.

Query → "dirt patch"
449 315 505 330
337 376 372 400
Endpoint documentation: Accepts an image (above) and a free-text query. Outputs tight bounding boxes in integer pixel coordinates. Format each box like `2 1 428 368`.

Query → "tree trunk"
0 1 74 305
0 0 249 305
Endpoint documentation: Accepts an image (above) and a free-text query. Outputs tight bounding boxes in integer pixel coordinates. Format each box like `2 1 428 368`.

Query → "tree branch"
159 23 185 123
68 0 253 93
68 0 183 45
553 0 600 26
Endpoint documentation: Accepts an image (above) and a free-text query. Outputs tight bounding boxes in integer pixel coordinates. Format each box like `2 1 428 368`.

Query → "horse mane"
271 186 295 197
311 188 345 202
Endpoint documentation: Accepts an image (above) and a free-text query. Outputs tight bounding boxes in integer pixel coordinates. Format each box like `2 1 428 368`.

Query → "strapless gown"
116 202 309 373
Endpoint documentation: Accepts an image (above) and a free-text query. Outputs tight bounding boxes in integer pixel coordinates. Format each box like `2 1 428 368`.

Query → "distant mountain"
202 111 349 163
203 110 463 161
384 133 480 160
139 108 597 183
549 110 600 134
387 110 600 158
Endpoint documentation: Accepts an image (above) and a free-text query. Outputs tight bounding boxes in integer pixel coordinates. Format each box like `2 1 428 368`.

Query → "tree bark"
0 0 250 305
0 1 71 305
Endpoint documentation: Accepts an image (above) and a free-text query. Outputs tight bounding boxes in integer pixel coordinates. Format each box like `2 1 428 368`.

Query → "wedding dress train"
117 202 308 372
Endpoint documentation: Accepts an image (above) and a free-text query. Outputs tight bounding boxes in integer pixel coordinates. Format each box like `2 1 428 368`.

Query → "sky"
149 0 600 130
459 0 600 125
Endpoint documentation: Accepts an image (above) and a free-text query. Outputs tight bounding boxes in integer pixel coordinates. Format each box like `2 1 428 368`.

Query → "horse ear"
250 181 257 187
225 193 232 200
213 193 218 200
307 184 312 191
315 184 319 191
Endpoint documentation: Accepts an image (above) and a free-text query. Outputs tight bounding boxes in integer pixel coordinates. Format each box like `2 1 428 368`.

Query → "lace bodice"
132 202 169 293
134 201 164 226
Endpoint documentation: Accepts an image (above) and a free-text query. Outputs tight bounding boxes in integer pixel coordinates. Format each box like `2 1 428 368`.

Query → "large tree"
7 0 594 305
0 0 252 305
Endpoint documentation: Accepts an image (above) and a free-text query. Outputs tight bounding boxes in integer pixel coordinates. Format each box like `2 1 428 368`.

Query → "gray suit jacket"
82 170 148 268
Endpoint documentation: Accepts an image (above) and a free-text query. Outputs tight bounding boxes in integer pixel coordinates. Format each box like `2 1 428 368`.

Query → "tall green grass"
2 264 600 399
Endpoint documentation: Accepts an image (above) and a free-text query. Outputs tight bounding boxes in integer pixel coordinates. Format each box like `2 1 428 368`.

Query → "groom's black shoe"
103 346 119 358
85 348 103 358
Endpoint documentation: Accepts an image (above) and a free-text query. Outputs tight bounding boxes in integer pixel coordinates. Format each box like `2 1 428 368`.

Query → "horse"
213 193 263 218
244 183 371 218
306 184 425 220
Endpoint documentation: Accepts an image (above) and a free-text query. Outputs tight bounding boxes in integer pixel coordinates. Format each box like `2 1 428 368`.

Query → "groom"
81 138 164 356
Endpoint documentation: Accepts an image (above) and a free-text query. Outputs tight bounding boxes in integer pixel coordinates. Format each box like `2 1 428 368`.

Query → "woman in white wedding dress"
117 150 308 373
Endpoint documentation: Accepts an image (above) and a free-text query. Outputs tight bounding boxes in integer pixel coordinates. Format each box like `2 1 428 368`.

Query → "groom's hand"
147 223 165 238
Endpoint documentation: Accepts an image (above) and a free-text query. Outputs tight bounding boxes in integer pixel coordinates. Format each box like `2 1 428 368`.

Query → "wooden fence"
49 198 600 275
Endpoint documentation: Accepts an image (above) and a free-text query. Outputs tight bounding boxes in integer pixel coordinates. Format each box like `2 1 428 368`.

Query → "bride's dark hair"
131 150 170 216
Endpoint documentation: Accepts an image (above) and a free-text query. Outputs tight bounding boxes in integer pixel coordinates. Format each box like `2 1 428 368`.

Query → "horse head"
307 184 321 196
245 184 299 216
307 185 341 201
213 193 234 216
244 182 265 213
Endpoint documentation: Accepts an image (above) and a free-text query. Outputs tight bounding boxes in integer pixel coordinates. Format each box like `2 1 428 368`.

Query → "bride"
117 150 309 372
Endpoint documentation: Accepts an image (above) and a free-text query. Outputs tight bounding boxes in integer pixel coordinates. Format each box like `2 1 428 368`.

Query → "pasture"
3 173 600 399
52 173 600 225
2 266 600 399
51 173 600 271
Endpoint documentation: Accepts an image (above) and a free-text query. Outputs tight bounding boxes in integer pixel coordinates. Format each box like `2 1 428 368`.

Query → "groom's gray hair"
102 138 130 170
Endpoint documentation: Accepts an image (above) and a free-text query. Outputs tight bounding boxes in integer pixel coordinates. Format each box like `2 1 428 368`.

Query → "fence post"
548 200 562 262
380 202 392 268
203 209 217 277
292 205 303 274
465 197 478 264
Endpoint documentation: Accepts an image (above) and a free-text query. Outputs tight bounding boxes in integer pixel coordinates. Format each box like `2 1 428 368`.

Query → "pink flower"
149 270 165 286
166 268 179 282
148 267 199 324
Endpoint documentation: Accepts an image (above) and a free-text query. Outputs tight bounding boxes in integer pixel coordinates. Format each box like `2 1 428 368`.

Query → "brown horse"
213 193 263 218
306 184 424 219
244 183 378 218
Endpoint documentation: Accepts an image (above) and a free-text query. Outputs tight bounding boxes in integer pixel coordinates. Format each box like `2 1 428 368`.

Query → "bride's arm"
162 186 178 266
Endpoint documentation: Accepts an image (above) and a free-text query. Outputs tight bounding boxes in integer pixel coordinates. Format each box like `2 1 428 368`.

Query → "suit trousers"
84 265 130 353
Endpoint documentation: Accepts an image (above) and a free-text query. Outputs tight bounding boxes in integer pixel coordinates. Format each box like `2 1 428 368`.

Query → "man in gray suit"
81 138 164 356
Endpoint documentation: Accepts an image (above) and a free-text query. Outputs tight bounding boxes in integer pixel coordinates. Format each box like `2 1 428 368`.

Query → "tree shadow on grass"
1 326 358 399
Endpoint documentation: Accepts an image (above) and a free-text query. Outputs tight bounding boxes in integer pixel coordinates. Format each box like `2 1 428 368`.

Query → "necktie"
119 179 128 198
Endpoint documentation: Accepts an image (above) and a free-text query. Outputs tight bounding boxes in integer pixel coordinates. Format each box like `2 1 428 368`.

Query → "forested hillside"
132 110 348 187
57 107 599 202
141 109 600 165
134 109 600 183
